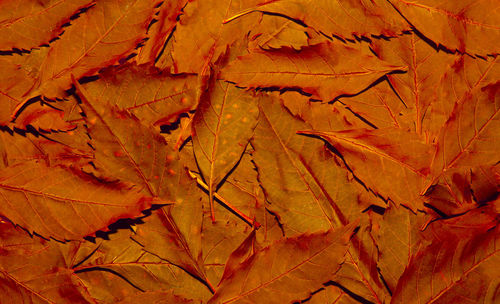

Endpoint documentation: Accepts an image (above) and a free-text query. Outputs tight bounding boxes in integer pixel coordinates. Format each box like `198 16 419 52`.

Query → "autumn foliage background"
0 0 499 303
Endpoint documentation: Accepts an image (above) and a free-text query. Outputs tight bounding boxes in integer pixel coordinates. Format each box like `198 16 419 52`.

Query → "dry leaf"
1 1 499 303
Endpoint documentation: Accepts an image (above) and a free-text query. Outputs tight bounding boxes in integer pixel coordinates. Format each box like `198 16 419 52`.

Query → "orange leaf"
222 41 406 101
388 0 500 56
0 160 156 240
0 0 94 51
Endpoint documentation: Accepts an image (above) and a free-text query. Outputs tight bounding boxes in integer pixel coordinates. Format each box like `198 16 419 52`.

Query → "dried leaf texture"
432 79 500 178
232 0 409 40
135 0 188 64
0 56 40 124
0 221 95 303
222 41 406 101
300 127 432 210
170 0 263 74
73 225 211 302
392 218 500 303
0 0 499 303
253 95 355 234
248 15 313 51
0 161 154 240
37 0 162 98
388 0 500 56
192 80 259 220
208 224 356 304
80 63 198 126
0 0 94 51
75 81 183 202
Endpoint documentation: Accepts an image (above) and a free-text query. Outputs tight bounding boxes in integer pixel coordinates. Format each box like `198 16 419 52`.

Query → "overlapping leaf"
430 80 500 182
375 204 429 292
300 127 433 210
222 41 406 101
169 0 263 74
0 0 93 51
73 225 212 303
0 160 155 240
135 0 188 64
0 0 499 303
247 15 315 51
208 224 357 304
192 80 259 221
36 0 162 98
80 63 198 127
388 0 500 55
75 81 182 201
253 94 357 234
0 221 94 303
228 0 409 40
392 212 500 303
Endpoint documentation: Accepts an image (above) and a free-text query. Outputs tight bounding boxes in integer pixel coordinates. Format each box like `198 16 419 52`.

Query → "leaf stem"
188 170 261 228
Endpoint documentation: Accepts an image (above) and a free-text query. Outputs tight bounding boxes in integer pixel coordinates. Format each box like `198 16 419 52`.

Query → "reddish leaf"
36 0 162 98
208 224 357 304
0 161 156 240
222 41 406 101
227 0 409 40
388 0 500 56
0 221 95 303
0 0 94 51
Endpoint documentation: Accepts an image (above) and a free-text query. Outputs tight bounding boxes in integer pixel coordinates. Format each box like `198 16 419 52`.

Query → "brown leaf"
375 204 429 292
387 0 500 56
0 0 94 51
75 80 182 201
73 225 211 303
392 215 500 303
222 41 406 101
0 160 156 240
300 127 433 210
36 0 162 98
248 14 317 51
208 223 357 304
192 80 259 221
135 0 188 64
253 94 361 234
169 0 264 74
80 63 198 127
116 291 196 304
227 0 409 40
430 80 500 184
0 221 95 303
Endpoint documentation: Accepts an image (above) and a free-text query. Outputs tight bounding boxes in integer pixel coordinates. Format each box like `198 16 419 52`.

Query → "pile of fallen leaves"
0 0 499 303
